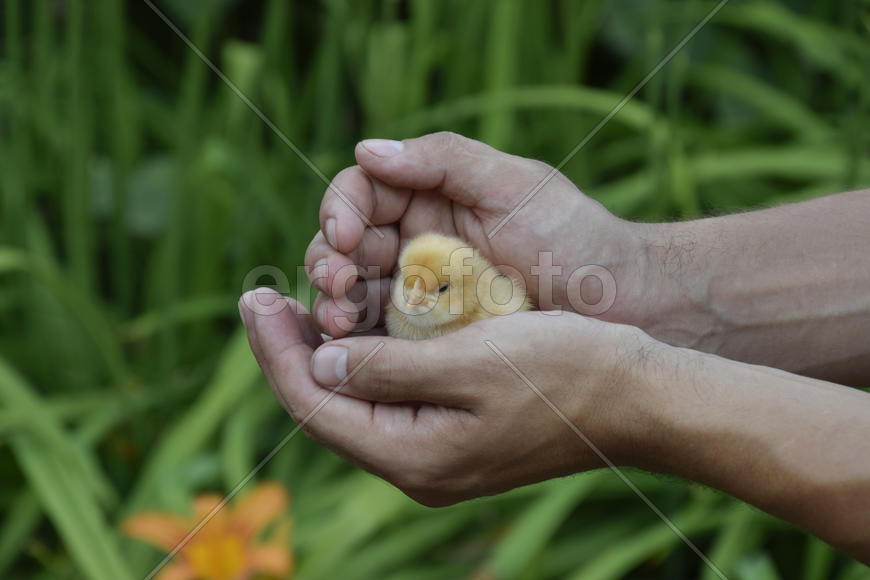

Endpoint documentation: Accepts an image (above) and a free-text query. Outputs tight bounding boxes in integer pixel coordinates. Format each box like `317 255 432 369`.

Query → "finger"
239 290 320 412
309 334 478 407
241 289 470 486
354 132 546 211
242 290 382 447
305 226 399 296
320 165 412 254
313 277 392 339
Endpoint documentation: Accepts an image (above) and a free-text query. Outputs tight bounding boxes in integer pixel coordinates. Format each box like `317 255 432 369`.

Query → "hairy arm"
241 290 870 563
634 342 870 562
627 189 870 386
304 133 869 384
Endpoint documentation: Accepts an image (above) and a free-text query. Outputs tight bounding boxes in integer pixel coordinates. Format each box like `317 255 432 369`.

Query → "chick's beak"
405 277 426 307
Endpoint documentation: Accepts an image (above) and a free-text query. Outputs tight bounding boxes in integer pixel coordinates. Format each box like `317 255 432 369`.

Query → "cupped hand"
240 288 655 506
305 132 644 338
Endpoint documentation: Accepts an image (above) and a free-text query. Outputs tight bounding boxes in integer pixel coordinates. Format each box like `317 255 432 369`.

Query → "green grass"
1 0 869 578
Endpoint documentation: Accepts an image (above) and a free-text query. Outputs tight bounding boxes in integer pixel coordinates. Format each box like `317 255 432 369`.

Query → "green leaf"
688 64 833 139
0 357 116 506
391 85 658 136
568 491 726 580
12 435 133 580
702 502 763 580
484 474 602 579
0 491 41 575
802 536 836 580
127 329 262 509
736 552 783 580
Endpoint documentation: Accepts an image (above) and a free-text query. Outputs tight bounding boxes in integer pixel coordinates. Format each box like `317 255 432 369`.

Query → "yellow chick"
385 233 532 340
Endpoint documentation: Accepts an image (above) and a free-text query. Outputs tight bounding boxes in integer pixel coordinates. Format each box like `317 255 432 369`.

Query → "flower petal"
155 561 196 580
193 493 230 534
231 482 289 538
247 546 292 575
122 513 190 552
193 494 225 519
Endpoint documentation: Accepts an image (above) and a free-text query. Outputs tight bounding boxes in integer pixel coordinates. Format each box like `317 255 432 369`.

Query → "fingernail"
238 293 257 339
238 298 250 327
317 300 329 325
325 218 337 248
361 139 404 157
311 258 328 291
312 345 348 386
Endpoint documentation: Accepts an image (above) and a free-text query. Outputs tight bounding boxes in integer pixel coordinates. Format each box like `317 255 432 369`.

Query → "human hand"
239 288 656 506
241 287 870 561
305 132 647 338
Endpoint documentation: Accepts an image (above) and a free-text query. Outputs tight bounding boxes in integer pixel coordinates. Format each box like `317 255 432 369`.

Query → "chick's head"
390 233 485 331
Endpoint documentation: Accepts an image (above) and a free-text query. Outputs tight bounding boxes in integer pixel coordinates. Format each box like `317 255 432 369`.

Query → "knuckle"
359 342 428 396
325 166 365 210
431 130 462 152
298 421 320 443
526 158 555 179
329 166 359 191
354 344 395 394
303 234 325 267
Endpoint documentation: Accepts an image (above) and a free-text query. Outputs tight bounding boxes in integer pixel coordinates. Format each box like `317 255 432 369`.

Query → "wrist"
606 337 709 474
584 323 677 468
597 219 659 327
621 221 722 347
556 217 654 326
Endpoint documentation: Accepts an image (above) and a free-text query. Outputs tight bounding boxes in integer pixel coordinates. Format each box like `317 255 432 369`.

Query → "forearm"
632 343 870 562
631 189 870 386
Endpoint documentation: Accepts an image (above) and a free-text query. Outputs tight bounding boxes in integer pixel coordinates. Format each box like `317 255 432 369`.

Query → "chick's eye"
438 283 449 294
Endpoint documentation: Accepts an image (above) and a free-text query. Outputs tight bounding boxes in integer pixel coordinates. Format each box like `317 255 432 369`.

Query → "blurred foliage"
1 0 869 579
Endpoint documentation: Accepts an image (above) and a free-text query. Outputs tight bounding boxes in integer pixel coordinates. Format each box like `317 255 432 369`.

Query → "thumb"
309 334 477 407
354 131 546 209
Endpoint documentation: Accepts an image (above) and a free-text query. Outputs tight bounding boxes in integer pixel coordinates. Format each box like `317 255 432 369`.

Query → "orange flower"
123 482 293 580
